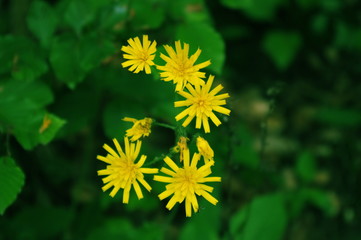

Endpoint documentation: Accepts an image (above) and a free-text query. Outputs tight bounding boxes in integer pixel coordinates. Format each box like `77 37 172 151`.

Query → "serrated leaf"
0 157 25 215
176 22 225 74
27 0 58 47
263 31 302 70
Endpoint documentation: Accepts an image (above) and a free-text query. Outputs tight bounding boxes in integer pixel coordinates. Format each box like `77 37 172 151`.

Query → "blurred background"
1 0 361 239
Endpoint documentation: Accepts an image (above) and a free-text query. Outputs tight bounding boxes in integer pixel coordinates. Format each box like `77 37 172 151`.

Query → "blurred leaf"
169 0 210 23
98 2 128 31
0 80 64 149
334 22 361 52
0 157 25 215
50 36 86 88
311 14 328 35
176 22 225 74
230 205 249 236
180 199 221 240
64 0 95 36
232 123 259 168
27 0 58 47
38 114 66 144
235 193 287 240
315 107 361 127
263 31 302 70
0 35 48 81
50 34 114 88
131 0 166 29
221 0 284 21
295 151 316 183
291 188 336 217
10 206 73 239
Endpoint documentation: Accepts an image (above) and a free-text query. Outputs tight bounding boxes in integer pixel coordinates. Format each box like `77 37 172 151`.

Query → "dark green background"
1 0 361 239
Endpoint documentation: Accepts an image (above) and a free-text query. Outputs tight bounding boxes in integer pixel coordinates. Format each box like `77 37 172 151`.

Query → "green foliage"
27 1 58 47
221 0 284 20
262 31 302 70
232 193 287 240
1 0 360 239
232 123 259 168
296 151 316 183
0 157 25 215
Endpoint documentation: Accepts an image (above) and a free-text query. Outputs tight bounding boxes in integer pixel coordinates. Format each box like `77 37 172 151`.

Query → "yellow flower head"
97 138 158 204
177 136 189 162
123 117 153 142
157 40 211 91
154 148 221 217
174 75 231 133
121 35 157 74
196 136 214 163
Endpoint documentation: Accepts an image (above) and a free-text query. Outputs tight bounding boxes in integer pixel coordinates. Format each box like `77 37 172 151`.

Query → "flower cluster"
97 35 230 217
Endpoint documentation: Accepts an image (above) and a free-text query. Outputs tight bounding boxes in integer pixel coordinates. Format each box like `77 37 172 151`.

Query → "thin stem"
153 121 176 130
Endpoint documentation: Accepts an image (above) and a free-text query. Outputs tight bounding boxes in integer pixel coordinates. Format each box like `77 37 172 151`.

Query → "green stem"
153 121 176 130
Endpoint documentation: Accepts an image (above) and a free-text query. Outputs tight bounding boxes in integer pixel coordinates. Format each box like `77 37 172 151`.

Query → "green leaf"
169 0 211 23
180 200 221 240
97 2 128 31
295 151 316 183
176 22 225 74
315 107 361 127
232 123 259 168
131 0 166 29
291 188 336 217
262 31 302 70
221 0 284 21
0 80 63 149
0 35 48 81
237 193 287 240
27 0 58 47
50 36 86 88
38 114 66 144
0 157 25 215
230 205 249 236
50 34 115 89
64 0 95 36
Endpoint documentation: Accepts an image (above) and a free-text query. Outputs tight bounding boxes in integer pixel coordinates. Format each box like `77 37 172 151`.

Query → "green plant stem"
153 121 176 130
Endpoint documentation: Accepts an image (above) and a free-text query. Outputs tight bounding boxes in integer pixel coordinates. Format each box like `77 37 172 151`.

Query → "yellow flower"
196 136 214 163
154 148 221 217
123 117 152 141
157 40 211 91
121 35 157 74
177 136 189 162
97 138 158 203
174 75 231 133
